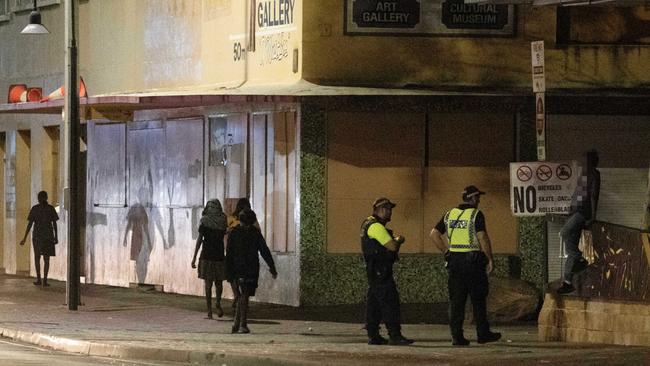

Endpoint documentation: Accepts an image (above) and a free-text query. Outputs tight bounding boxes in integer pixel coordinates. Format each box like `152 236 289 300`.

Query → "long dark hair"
233 198 251 217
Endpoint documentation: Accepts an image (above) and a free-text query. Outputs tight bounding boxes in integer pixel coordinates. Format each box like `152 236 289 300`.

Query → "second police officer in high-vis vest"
429 186 501 346
360 197 414 346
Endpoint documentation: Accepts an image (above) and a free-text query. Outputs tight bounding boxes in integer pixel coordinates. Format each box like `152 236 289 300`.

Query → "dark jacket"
225 225 277 286
360 216 398 283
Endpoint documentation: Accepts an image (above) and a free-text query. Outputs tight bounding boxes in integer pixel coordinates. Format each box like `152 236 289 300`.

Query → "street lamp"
21 0 80 311
20 0 49 34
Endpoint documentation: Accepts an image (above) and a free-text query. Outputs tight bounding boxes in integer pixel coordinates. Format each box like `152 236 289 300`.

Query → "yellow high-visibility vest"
444 208 480 252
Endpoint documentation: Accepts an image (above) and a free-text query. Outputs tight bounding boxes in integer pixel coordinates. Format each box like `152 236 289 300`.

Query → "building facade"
1 0 649 306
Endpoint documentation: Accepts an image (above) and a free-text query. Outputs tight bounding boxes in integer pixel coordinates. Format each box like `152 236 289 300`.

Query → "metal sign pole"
65 0 80 311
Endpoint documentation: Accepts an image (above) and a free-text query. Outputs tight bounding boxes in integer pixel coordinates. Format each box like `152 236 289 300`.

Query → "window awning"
0 95 297 115
0 80 516 115
1 80 648 116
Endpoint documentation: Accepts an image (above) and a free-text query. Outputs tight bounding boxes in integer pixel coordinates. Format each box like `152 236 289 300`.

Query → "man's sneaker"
557 282 575 295
388 335 414 346
452 336 470 346
368 335 389 345
33 280 42 286
572 258 589 274
477 331 501 344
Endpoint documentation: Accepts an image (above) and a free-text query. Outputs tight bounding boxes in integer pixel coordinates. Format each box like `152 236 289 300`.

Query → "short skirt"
33 240 55 257
198 259 226 281
231 277 258 297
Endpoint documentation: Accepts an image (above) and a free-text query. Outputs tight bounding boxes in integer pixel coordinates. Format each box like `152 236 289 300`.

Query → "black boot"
387 323 414 346
239 303 250 333
388 334 414 346
452 335 470 346
231 301 241 333
230 306 241 333
477 331 501 344
367 328 388 345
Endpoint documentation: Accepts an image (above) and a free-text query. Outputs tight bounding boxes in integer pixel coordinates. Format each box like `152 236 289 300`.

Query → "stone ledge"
539 293 650 346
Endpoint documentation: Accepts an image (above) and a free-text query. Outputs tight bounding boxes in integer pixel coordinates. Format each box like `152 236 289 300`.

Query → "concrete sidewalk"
1 275 649 365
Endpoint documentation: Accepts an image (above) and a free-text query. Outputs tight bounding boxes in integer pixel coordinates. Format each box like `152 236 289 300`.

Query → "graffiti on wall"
258 31 290 66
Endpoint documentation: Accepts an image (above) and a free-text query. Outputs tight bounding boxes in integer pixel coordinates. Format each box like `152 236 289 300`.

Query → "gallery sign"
510 161 580 217
345 0 515 36
352 0 420 28
441 0 510 30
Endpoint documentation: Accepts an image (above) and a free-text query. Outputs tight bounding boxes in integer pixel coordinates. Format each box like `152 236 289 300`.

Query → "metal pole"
65 0 80 311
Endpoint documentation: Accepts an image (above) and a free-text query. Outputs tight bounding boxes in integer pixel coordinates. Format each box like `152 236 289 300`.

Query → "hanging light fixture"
21 0 50 34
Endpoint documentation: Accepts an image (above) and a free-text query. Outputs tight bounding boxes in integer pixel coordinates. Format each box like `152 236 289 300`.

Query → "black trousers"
366 277 401 337
447 251 490 339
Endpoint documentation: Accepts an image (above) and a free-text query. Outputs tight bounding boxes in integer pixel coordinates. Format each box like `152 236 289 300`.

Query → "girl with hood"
191 199 228 319
226 208 277 333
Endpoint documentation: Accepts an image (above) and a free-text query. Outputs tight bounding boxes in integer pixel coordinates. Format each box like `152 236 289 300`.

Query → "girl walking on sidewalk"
226 208 277 333
191 199 228 319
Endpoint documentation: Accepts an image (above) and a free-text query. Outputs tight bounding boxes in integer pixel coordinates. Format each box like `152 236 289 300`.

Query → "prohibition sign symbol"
536 165 553 181
556 164 572 180
516 165 533 182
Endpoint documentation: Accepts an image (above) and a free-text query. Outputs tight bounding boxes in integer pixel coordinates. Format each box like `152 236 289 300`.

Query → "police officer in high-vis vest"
360 197 414 346
429 186 501 346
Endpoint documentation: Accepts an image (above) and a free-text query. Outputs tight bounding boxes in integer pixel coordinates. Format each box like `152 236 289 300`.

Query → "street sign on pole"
509 161 579 217
531 40 545 93
531 40 546 161
535 92 546 161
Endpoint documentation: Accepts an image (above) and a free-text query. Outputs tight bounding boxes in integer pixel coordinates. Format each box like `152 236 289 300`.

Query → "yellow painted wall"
79 0 302 94
1 0 302 97
3 1 648 97
303 2 650 89
80 0 302 93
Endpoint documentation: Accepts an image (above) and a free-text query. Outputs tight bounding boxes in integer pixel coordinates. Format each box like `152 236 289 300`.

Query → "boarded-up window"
425 113 516 255
165 119 203 207
90 123 126 206
128 126 166 207
0 0 9 21
326 112 517 254
327 112 425 254
206 114 248 205
250 112 297 253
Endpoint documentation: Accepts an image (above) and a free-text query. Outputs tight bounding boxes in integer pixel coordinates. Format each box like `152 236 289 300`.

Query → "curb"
0 327 296 365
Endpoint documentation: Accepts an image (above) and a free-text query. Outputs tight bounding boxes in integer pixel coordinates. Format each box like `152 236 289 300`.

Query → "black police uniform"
435 204 492 342
360 215 402 340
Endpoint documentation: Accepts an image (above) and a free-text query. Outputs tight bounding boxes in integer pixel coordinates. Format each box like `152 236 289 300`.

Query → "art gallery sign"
345 0 515 36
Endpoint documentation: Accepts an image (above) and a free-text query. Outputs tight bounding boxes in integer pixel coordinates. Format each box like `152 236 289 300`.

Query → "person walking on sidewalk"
360 197 414 346
226 197 260 308
226 208 277 334
191 198 228 319
557 149 601 295
227 198 260 231
19 191 58 287
430 186 501 346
